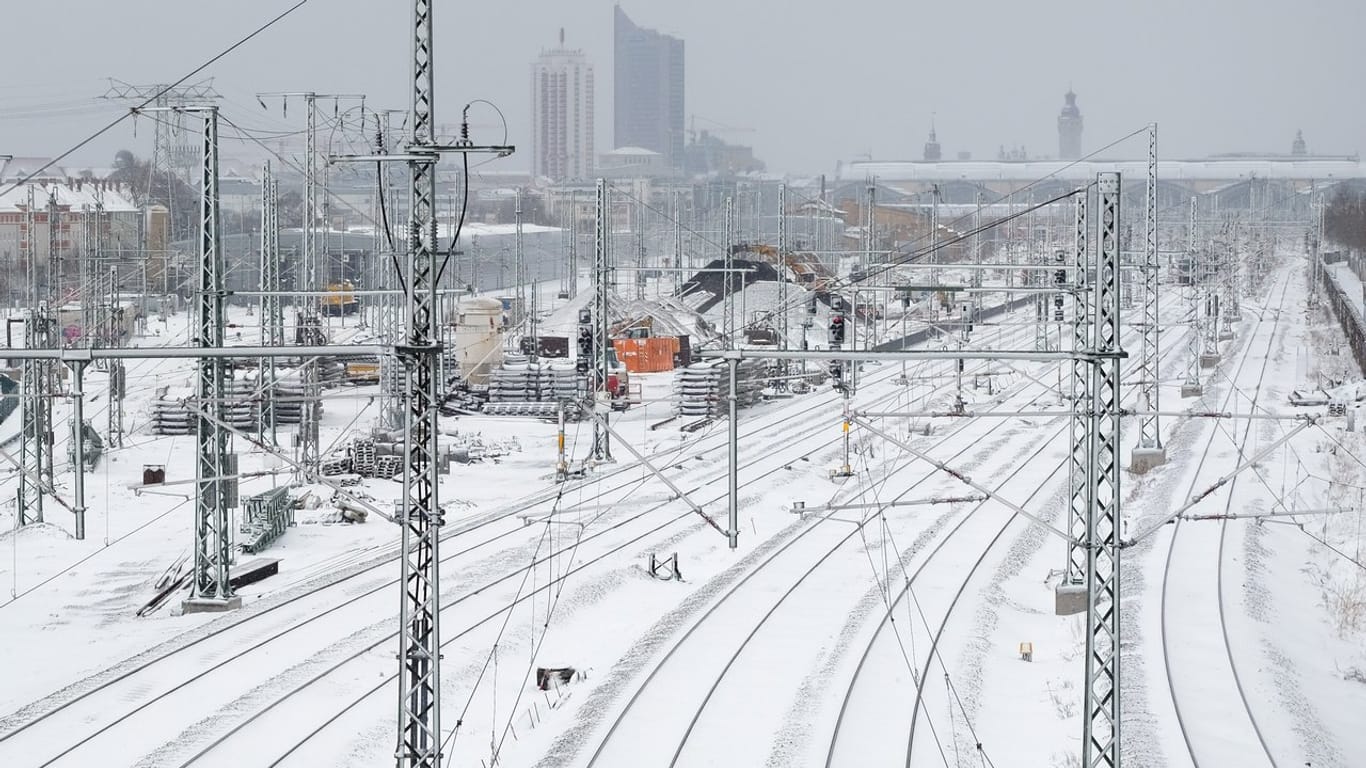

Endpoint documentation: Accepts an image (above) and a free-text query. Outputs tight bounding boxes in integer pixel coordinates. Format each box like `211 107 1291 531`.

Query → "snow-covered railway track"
579 362 1070 767
165 364 989 768
1158 269 1290 768
660 400 1067 768
820 311 1189 767
16 325 1032 768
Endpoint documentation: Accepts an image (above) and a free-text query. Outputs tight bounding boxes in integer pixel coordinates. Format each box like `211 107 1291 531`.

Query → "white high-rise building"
531 30 595 181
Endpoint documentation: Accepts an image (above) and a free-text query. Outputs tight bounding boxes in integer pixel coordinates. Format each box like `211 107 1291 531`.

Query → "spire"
923 114 942 161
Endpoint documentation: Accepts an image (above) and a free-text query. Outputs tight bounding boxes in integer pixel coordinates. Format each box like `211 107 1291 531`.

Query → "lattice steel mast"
1083 172 1124 768
259 162 283 445
590 178 613 462
396 2 443 761
777 183 789 383
256 91 363 476
1058 191 1091 614
185 106 238 611
17 187 45 528
1181 196 1204 396
723 195 734 350
1132 123 1165 471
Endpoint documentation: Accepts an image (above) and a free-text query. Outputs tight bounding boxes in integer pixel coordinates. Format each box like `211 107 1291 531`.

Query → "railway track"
584 370 1060 768
824 299 1196 767
583 296 1197 768
0 311 1032 767
1158 267 1291 768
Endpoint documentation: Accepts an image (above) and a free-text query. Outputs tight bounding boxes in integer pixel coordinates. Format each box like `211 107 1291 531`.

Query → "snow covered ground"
0 249 1363 767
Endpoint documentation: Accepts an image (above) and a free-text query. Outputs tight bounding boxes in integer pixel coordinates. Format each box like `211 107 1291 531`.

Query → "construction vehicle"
343 356 381 384
320 280 360 316
606 352 632 411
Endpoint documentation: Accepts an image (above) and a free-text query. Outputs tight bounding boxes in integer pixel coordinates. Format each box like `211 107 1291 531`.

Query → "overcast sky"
2 0 1362 175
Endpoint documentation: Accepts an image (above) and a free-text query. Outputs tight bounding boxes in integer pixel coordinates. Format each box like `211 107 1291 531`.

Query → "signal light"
828 314 846 345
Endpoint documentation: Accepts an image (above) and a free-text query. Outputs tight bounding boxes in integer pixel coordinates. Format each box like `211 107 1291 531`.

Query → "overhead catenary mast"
394 1 444 762
183 105 239 612
259 161 283 446
1181 196 1204 397
256 90 365 477
1131 123 1165 472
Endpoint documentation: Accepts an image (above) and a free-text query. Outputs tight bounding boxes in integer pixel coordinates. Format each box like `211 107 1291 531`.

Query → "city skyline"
0 1 1361 176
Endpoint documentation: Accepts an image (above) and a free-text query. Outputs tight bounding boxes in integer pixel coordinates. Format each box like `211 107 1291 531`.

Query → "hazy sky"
2 0 1362 175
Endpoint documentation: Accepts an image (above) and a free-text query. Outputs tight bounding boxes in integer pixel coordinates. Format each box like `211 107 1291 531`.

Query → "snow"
0 250 1363 768
839 157 1366 183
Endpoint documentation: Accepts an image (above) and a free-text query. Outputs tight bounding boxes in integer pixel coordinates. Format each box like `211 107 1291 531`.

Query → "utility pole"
1083 171 1124 768
106 266 125 449
634 194 646 301
1057 191 1090 615
17 307 50 528
1035 247 1050 351
930 184 940 319
47 190 61 305
373 109 403 431
315 15 518 760
723 195 735 350
17 185 52 529
517 190 536 360
183 105 239 612
68 355 89 540
396 2 441 761
259 162 283 445
777 183 789 385
971 191 984 289
591 178 613 462
673 190 684 294
568 190 579 299
257 90 365 478
864 180 876 276
515 188 527 331
81 202 95 350
1132 123 1166 472
1181 196 1204 397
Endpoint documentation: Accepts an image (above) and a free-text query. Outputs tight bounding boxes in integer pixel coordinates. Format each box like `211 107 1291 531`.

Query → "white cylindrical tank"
452 297 504 386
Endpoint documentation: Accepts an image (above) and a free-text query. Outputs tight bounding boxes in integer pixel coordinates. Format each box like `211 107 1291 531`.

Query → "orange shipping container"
613 337 679 373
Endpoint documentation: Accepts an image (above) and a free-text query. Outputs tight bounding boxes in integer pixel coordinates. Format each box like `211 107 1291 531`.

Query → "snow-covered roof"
605 146 662 157
0 181 139 213
837 158 1366 183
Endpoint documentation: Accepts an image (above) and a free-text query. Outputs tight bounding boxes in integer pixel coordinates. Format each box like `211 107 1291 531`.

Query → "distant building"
530 29 595 181
614 5 685 168
1292 129 1308 156
1058 90 1083 160
923 123 942 162
597 146 671 179
0 180 140 304
683 130 765 176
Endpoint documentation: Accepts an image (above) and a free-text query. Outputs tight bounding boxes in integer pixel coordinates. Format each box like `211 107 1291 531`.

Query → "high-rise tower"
1058 89 1083 160
531 29 595 180
613 5 685 167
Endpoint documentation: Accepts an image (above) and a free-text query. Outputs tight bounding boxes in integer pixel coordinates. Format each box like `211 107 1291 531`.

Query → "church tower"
923 118 942 161
1058 90 1083 160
